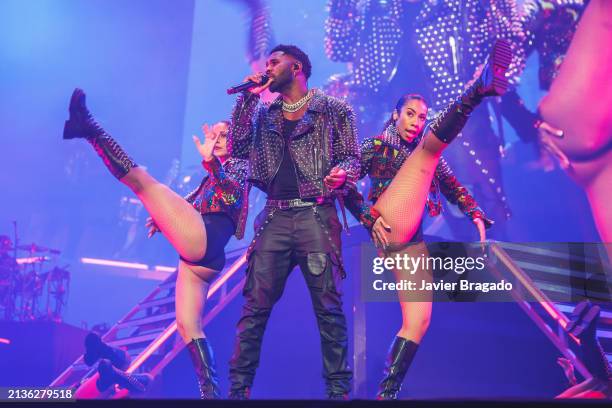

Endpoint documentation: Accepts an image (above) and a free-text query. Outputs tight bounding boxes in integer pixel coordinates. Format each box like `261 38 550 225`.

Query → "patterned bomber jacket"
228 89 360 199
345 125 494 231
184 156 249 240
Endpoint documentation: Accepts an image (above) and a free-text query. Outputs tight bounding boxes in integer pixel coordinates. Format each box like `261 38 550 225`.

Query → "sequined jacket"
228 89 361 198
345 125 493 231
184 157 249 240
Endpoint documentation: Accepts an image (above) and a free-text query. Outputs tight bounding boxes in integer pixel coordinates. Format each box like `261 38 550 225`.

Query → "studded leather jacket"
184 156 249 239
325 0 526 106
345 125 493 231
228 89 361 199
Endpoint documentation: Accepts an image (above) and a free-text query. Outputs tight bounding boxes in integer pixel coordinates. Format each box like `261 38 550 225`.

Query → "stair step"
71 363 91 372
116 312 176 329
499 242 603 263
158 280 176 291
515 260 610 285
555 303 612 320
139 296 175 310
597 330 612 339
107 332 164 347
532 281 610 302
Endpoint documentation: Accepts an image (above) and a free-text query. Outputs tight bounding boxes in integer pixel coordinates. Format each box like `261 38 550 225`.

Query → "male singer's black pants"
228 203 352 396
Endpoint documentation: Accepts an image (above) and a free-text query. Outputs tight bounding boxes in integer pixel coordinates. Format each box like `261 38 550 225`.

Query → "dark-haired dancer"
349 93 491 247
63 91 248 399
345 41 510 399
227 44 359 399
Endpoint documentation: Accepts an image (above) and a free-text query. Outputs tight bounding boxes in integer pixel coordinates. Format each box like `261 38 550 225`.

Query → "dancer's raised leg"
63 89 206 262
374 40 512 245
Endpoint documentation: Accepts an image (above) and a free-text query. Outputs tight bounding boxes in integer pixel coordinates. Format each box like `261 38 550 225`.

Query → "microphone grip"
226 74 269 95
227 80 258 95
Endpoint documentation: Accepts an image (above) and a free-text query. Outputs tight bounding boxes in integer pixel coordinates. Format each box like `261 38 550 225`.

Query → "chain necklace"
282 89 314 113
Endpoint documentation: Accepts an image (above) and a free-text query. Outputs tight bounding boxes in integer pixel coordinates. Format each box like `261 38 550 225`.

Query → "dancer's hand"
473 218 486 243
324 167 347 190
371 216 391 249
244 72 272 95
193 124 219 162
536 121 570 172
146 217 161 238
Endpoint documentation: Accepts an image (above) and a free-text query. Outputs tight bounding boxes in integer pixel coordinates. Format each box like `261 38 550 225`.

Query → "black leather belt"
265 197 331 210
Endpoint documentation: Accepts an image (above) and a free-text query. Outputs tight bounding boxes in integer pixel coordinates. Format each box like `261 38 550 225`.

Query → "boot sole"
63 88 90 140
489 39 512 96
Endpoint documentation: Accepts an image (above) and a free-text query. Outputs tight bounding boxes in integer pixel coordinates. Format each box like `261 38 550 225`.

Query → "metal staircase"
49 251 248 398
489 242 612 380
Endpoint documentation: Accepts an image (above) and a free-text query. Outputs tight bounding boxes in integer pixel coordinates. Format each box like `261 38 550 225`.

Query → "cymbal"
16 243 61 254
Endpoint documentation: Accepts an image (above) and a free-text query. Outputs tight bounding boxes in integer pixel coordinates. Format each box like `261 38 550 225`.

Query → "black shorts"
180 213 235 271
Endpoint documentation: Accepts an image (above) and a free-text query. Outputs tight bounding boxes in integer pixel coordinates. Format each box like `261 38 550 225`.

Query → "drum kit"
0 235 70 322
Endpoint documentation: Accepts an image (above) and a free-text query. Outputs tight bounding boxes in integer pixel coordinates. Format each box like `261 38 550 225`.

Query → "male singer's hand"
324 167 346 189
244 72 272 95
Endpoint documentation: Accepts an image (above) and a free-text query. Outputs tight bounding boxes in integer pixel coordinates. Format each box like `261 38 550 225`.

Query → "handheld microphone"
226 74 269 95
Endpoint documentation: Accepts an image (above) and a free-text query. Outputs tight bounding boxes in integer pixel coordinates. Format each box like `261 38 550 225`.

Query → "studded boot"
63 88 137 179
430 39 512 144
96 359 152 393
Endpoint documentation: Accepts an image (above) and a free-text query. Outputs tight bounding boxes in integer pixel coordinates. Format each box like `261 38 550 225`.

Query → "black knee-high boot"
186 338 221 399
377 337 419 400
63 88 136 179
429 39 512 144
